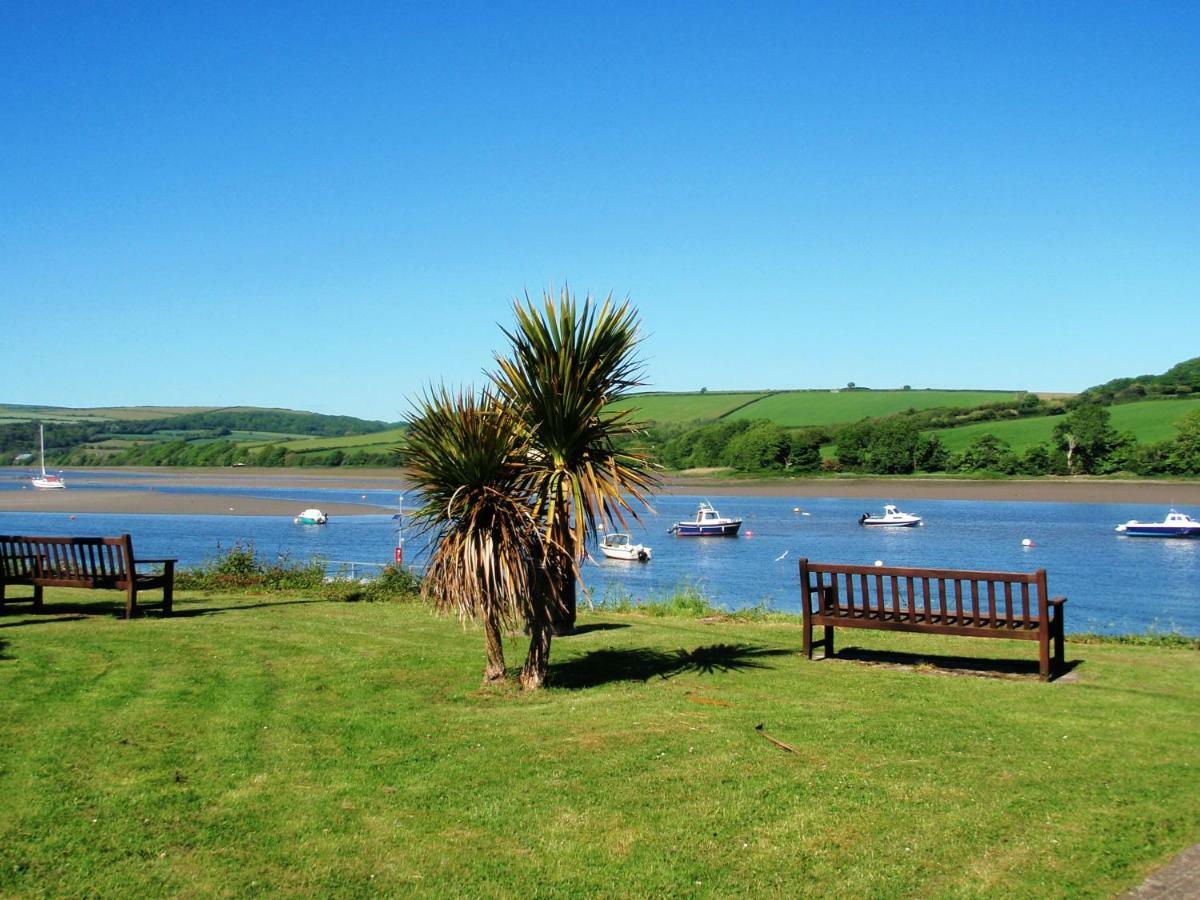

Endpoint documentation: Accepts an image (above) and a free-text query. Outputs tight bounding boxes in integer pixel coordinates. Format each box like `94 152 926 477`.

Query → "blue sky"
2 2 1197 421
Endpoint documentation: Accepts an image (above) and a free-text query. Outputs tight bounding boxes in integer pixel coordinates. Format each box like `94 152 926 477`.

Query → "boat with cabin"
294 508 328 525
31 425 66 490
859 505 922 527
598 533 652 561
1114 510 1200 538
670 501 742 537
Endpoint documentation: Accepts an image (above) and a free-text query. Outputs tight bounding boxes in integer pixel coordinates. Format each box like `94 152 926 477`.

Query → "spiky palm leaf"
492 287 660 560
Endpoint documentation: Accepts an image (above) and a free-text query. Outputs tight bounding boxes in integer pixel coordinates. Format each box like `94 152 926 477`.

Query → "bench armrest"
1047 596 1067 606
134 558 178 564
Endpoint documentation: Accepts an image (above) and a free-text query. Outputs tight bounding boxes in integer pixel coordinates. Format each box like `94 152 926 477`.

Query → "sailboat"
31 424 67 490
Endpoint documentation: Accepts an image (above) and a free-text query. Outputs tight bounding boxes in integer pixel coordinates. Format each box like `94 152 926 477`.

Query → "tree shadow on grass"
832 646 1081 681
568 623 631 635
550 642 791 690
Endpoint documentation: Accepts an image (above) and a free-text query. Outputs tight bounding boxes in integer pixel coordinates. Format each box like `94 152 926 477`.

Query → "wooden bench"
799 558 1067 680
0 534 175 619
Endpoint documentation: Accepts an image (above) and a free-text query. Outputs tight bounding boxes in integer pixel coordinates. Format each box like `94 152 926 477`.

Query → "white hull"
860 505 921 527
599 534 651 562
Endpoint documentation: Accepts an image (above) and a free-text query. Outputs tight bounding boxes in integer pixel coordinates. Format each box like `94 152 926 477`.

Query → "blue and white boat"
859 504 922 527
670 501 742 537
1114 509 1200 538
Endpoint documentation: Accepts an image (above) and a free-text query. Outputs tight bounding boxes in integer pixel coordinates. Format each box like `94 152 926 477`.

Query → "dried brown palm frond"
403 385 552 683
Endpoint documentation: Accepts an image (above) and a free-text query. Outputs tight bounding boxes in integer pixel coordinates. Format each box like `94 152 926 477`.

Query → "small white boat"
1114 510 1200 538
294 508 328 525
670 501 742 537
31 424 66 490
599 533 652 562
859 505 922 527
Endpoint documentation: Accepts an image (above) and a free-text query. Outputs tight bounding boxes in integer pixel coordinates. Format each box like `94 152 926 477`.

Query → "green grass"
2 590 1197 896
934 397 1200 453
729 390 1020 427
608 391 770 423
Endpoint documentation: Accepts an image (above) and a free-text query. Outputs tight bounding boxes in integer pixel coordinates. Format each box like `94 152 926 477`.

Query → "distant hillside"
0 405 403 468
1079 356 1200 404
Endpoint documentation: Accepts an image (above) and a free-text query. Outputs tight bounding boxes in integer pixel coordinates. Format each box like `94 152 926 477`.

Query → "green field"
934 397 1200 453
608 390 1021 428
729 390 1020 428
274 426 408 453
608 391 770 423
1 591 1196 896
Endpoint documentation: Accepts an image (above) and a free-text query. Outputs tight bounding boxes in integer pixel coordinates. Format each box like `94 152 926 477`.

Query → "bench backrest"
799 558 1050 625
0 534 135 587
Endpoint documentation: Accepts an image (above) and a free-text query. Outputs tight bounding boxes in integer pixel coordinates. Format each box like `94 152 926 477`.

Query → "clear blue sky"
3 2 1196 421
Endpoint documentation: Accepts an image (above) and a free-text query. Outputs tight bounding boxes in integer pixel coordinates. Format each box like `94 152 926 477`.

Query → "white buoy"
874 559 884 567
1022 538 1035 547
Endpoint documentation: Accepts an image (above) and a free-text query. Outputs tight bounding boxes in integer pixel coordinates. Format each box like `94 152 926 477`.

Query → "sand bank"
2 468 1198 516
0 489 392 517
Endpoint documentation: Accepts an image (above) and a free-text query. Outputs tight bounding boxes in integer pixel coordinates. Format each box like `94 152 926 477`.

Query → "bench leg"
1038 629 1051 681
162 563 174 615
125 582 137 620
824 625 834 659
802 619 813 659
33 583 43 610
1053 614 1065 678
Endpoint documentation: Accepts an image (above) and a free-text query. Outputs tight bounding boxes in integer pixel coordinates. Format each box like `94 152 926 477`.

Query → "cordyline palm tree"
492 287 660 689
402 386 551 684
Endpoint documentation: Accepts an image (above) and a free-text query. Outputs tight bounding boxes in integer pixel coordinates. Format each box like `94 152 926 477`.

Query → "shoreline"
1 467 1199 516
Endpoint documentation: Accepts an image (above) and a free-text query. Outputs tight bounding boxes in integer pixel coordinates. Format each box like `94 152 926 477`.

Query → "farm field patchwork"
728 390 1020 427
607 392 769 423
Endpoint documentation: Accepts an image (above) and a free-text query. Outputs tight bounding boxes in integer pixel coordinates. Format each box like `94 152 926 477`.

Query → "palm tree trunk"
550 574 576 635
520 612 553 689
483 614 507 684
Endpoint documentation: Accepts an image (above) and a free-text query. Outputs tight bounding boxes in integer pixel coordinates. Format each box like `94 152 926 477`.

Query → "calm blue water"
1 470 1197 636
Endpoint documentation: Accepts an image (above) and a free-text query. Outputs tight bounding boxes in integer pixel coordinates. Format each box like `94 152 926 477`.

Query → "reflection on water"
0 476 1197 636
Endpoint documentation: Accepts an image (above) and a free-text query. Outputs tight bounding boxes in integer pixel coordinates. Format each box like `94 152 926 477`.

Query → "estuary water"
1 472 1197 636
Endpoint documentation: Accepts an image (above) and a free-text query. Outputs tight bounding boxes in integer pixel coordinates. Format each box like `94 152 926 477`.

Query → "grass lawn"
729 390 1018 428
2 591 1197 897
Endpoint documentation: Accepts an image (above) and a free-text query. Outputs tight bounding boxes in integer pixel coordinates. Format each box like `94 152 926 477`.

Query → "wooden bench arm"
134 558 178 564
1047 596 1067 606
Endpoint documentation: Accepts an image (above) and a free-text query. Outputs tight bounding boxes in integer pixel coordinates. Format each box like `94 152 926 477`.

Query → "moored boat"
599 533 652 562
1114 510 1200 538
859 505 922 527
670 501 742 537
295 508 328 525
31 424 66 490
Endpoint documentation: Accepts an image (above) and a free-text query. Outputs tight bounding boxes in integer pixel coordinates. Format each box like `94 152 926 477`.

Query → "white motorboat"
1114 510 1200 538
670 501 742 537
599 533 652 562
31 424 66 490
859 505 922 527
294 508 328 525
